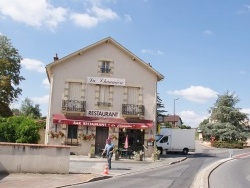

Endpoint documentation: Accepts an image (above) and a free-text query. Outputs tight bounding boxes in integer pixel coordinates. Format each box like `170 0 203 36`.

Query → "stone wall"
0 142 70 174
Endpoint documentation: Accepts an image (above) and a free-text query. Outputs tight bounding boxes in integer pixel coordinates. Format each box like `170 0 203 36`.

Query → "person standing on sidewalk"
102 138 114 170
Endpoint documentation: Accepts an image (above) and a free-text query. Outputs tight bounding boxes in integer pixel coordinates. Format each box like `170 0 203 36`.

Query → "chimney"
54 53 59 61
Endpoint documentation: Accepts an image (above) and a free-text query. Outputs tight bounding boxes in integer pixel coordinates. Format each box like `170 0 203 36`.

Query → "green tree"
200 118 209 126
156 94 167 131
157 94 167 115
11 108 22 116
0 35 25 117
0 102 13 117
0 116 42 143
178 125 191 129
210 91 248 128
15 118 41 143
160 121 172 128
0 117 16 142
20 98 41 119
200 92 249 142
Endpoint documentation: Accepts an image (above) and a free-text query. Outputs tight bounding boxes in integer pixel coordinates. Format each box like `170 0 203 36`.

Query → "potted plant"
152 148 161 161
133 150 144 161
88 147 95 158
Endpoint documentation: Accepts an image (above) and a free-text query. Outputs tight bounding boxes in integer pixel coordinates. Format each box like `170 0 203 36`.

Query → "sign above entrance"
52 114 154 129
87 76 125 86
87 110 120 118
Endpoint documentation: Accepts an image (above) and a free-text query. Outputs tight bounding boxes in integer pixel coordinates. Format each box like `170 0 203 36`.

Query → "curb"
191 157 234 188
169 157 187 165
99 157 188 178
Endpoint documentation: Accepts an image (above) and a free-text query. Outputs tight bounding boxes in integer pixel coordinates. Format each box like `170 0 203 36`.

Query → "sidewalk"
0 155 187 188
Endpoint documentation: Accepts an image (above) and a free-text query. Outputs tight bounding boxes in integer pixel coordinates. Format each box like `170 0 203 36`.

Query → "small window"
101 61 110 73
98 85 111 107
127 87 139 105
160 136 168 143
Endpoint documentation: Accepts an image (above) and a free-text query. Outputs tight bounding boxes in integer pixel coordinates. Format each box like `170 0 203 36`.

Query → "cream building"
45 37 164 156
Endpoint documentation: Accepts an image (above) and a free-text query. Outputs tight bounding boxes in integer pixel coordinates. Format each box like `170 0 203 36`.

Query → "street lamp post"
174 98 179 127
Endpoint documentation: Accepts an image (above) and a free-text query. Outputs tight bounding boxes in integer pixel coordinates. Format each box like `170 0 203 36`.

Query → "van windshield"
155 134 163 142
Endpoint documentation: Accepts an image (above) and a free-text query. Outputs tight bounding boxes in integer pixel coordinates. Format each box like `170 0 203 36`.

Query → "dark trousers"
107 153 113 169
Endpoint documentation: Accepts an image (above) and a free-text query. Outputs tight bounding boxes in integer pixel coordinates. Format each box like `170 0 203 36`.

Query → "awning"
52 114 154 129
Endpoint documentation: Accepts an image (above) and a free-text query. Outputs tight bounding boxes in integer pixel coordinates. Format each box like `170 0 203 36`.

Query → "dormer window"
101 61 110 73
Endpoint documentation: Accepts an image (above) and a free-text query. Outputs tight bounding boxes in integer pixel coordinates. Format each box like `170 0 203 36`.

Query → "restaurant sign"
87 110 120 118
87 76 125 86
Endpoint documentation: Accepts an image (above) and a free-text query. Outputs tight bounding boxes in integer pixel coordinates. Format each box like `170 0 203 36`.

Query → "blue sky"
1 0 250 128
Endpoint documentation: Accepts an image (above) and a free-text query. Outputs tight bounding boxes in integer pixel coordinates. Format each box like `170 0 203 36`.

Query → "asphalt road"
209 152 250 188
68 142 232 188
70 160 195 188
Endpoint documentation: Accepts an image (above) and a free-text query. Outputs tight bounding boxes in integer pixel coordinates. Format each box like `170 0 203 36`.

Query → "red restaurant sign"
52 114 153 129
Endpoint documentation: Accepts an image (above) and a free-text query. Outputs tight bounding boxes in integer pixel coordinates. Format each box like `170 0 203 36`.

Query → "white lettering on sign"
87 110 120 118
73 121 81 125
87 77 125 86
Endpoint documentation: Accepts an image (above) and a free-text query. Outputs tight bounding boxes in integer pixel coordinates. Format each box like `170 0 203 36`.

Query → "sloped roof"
164 115 182 123
45 37 164 82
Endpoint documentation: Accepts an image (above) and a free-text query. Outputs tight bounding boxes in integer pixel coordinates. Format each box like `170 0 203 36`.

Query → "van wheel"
182 148 189 155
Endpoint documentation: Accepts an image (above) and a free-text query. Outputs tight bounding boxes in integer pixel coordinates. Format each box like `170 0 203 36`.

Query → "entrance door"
118 129 144 151
95 127 109 155
67 125 78 145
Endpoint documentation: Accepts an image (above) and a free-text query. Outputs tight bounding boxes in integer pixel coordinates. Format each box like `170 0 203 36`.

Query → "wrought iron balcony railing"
100 67 111 73
122 104 145 116
62 100 86 112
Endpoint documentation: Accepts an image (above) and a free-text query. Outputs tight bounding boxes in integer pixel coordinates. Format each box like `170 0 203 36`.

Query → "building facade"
45 37 164 156
163 115 183 127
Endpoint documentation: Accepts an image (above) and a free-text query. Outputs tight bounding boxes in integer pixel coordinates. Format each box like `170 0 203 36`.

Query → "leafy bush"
0 116 43 143
211 141 245 149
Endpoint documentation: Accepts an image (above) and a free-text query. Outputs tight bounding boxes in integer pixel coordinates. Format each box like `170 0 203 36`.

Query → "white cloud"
203 30 213 36
70 13 98 28
238 5 250 14
32 95 49 116
0 1 121 30
141 49 154 55
70 5 119 28
21 58 45 73
168 86 218 103
92 6 118 21
141 48 164 55
32 95 49 105
124 14 132 23
156 50 164 55
241 108 250 116
11 95 49 116
42 78 50 88
0 0 67 30
10 101 21 110
180 110 209 128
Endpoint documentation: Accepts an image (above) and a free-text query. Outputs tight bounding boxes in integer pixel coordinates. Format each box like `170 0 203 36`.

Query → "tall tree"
20 98 41 119
156 94 167 132
200 91 249 142
0 102 13 117
0 35 25 117
157 94 167 115
210 91 248 128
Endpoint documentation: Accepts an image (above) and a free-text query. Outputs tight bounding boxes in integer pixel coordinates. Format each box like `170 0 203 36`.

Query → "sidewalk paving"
0 154 187 188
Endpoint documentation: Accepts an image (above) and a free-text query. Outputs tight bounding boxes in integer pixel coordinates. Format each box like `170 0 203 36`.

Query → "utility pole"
174 98 179 127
